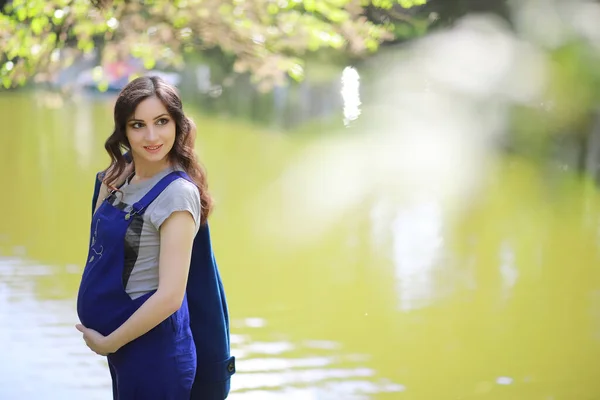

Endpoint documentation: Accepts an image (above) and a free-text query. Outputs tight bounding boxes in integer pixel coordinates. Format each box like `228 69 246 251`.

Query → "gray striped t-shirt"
106 166 201 299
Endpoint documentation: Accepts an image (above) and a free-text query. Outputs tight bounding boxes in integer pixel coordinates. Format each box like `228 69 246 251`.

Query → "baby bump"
76 287 142 336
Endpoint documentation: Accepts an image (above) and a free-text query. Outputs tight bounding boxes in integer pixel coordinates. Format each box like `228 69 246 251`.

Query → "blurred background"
2 0 600 398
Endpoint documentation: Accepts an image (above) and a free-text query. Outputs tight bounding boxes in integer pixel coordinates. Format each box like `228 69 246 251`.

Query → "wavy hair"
102 76 212 224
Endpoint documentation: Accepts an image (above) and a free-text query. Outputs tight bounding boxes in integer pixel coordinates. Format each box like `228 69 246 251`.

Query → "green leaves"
399 0 427 7
0 0 430 90
367 0 425 10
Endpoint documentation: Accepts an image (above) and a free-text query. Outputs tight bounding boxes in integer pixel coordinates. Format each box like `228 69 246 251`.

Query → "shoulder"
161 177 200 200
147 177 201 232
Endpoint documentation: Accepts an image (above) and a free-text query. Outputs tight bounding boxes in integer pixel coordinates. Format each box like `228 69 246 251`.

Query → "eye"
130 122 144 129
156 118 170 126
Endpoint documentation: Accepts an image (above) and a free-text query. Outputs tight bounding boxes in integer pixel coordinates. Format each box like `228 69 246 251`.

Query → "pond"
0 92 599 399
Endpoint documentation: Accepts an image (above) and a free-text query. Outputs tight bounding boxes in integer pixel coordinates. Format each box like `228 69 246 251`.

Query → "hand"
75 324 119 356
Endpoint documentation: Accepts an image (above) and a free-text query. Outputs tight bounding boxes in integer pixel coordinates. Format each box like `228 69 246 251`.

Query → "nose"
145 125 158 142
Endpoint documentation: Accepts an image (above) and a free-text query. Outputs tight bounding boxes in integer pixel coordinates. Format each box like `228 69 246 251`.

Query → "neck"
131 157 172 181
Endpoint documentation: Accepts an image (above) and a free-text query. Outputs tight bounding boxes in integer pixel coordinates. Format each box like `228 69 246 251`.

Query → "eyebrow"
128 113 169 122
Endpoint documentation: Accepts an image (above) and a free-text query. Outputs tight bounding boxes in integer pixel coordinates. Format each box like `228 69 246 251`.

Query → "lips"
144 144 163 153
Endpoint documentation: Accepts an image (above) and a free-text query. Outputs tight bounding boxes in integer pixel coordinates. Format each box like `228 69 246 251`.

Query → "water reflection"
0 257 111 400
72 96 95 170
2 89 600 399
391 199 444 312
229 321 397 397
232 322 404 398
341 66 361 127
498 241 519 299
0 254 405 399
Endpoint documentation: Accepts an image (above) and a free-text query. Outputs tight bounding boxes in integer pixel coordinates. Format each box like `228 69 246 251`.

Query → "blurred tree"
422 0 511 27
365 0 511 46
0 0 427 91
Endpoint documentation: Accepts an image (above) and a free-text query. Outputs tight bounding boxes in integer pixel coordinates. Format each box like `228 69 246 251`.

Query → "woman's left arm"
77 210 196 355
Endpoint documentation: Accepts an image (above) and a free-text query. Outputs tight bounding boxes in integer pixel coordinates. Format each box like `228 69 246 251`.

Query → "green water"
0 92 599 399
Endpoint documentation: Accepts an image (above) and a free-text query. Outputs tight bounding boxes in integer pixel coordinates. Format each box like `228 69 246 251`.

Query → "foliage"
0 0 427 91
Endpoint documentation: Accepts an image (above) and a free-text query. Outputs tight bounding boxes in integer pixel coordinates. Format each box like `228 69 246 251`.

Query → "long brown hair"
102 76 213 224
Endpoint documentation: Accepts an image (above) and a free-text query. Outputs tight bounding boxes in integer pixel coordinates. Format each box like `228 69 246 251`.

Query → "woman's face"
125 96 176 166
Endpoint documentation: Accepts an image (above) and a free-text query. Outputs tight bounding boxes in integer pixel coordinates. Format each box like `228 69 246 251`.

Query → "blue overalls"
79 170 235 399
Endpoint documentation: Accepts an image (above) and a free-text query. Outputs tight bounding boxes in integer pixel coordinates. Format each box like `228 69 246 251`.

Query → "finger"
81 332 92 344
75 324 86 333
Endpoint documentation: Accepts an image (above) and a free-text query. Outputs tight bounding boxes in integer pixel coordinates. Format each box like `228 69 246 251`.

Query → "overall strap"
129 171 192 217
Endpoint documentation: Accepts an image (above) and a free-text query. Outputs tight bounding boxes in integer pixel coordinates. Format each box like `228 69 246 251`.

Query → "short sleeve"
147 179 201 233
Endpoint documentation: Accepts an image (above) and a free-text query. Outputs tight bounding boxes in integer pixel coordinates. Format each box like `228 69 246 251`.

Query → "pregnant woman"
75 76 234 399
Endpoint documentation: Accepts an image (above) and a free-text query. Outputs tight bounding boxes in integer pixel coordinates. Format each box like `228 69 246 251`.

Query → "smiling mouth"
144 145 163 151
